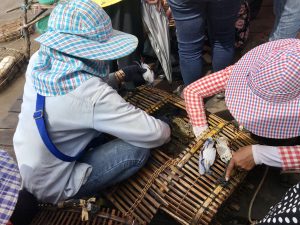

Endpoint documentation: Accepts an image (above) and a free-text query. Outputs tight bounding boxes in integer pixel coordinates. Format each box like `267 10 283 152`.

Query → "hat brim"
35 29 138 60
225 39 300 139
0 150 21 225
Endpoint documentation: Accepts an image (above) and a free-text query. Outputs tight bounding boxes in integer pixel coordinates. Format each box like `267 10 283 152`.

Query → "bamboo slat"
30 207 136 225
106 86 256 225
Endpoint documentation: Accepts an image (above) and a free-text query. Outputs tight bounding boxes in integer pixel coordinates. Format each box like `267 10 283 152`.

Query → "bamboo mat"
105 86 256 225
0 85 255 224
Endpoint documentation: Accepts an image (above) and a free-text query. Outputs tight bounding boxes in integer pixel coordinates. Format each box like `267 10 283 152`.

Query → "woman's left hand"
225 145 256 180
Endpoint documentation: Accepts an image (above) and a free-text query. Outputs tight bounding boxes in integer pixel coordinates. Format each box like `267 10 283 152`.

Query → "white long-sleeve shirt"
13 53 170 203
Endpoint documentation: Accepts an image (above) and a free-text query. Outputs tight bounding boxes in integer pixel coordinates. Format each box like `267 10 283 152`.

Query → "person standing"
269 0 300 41
103 0 145 69
167 0 241 85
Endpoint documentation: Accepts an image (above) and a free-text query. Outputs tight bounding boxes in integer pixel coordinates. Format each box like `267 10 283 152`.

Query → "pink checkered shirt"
279 146 300 170
183 66 300 170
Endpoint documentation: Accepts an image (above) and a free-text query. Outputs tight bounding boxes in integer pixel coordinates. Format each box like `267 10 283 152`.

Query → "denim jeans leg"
207 0 241 72
74 139 150 198
168 0 206 85
269 0 300 41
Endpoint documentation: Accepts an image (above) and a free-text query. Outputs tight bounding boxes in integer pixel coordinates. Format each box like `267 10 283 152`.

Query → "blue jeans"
269 0 300 41
168 0 241 85
74 139 150 198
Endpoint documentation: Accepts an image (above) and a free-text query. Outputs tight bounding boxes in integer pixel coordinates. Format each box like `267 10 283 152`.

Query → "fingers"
225 158 235 181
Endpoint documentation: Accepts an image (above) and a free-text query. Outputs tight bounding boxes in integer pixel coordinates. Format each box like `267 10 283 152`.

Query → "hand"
225 145 255 181
121 65 147 87
193 125 209 139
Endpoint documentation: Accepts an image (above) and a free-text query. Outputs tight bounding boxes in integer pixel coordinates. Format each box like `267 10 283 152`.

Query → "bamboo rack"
106 86 256 225
30 207 137 225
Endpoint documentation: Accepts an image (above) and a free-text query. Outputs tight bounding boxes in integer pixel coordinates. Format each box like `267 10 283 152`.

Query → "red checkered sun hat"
225 39 300 139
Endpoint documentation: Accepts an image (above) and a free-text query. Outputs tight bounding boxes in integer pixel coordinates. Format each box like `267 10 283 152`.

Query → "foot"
173 84 185 98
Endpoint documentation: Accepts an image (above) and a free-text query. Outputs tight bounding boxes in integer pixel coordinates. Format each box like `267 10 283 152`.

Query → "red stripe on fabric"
184 66 233 127
279 146 300 170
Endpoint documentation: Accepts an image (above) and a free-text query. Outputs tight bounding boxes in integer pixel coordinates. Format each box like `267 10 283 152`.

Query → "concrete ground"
0 0 40 124
0 0 299 224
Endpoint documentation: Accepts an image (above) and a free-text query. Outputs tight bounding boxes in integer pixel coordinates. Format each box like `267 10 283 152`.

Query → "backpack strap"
33 94 84 162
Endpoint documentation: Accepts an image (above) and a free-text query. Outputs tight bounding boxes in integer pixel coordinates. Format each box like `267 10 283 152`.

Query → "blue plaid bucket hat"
0 149 21 224
35 0 138 60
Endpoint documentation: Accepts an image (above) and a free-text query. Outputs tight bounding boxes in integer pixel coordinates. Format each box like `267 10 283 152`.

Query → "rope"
175 176 200 213
125 158 177 217
248 166 269 225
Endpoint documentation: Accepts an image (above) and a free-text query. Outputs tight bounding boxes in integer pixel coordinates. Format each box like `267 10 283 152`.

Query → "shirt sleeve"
278 146 300 170
183 66 233 127
252 145 300 171
92 81 171 148
252 145 282 167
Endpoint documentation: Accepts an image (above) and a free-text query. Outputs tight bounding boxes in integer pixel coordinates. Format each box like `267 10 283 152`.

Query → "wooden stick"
31 3 56 10
23 0 30 59
6 6 21 13
27 9 47 24
160 206 190 225
116 189 151 222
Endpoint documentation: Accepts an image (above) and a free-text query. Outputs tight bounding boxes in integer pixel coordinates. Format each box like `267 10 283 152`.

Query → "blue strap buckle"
33 110 44 120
